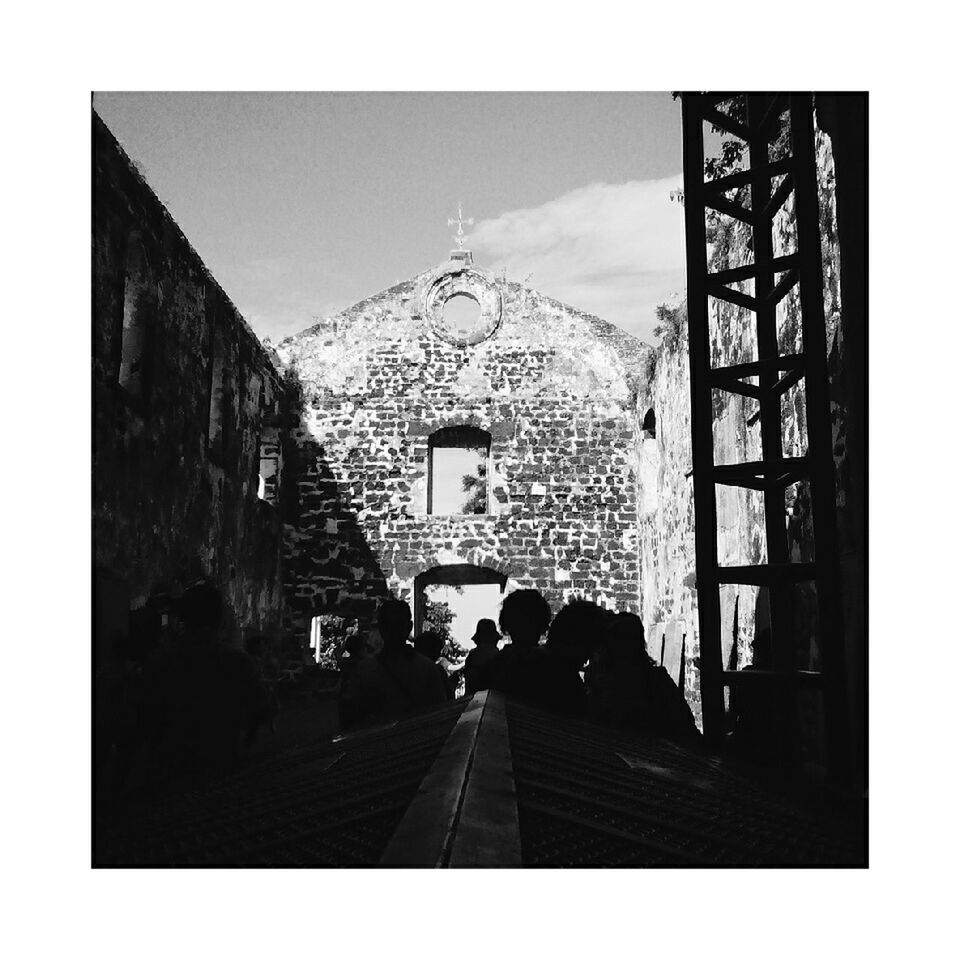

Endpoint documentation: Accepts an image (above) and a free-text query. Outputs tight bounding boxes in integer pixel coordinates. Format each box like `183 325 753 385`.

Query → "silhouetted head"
414 630 444 662
498 589 551 648
609 612 645 645
345 634 366 658
604 612 651 669
176 581 222 641
472 618 501 647
547 600 609 667
377 598 413 649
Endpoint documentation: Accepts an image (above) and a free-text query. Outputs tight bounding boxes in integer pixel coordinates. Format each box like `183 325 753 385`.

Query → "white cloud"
471 176 687 343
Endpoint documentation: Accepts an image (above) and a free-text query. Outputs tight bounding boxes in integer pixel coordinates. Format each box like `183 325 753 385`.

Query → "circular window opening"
442 293 481 336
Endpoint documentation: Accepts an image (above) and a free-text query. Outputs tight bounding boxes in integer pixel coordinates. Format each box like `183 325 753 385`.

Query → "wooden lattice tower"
680 93 850 780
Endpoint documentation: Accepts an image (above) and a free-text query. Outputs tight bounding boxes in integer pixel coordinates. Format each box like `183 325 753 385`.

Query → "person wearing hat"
463 618 501 695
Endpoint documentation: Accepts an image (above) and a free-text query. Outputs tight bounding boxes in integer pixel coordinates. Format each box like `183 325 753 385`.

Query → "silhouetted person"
336 633 368 680
463 619 501 694
414 629 443 661
415 629 455 700
491 590 585 716
143 581 269 778
547 600 611 672
342 599 447 722
589 613 699 742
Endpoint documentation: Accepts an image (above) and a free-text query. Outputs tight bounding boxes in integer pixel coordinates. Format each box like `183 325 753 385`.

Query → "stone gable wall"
277 274 650 643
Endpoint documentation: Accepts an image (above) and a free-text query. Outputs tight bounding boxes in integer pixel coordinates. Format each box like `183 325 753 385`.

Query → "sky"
431 446 485 514
93 92 688 345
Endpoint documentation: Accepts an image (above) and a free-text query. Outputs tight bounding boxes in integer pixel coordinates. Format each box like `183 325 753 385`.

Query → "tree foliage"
423 595 454 641
423 595 469 666
442 635 469 666
313 614 356 670
461 460 488 514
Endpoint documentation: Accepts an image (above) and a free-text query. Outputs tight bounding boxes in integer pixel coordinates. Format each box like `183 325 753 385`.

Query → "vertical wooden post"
681 94 725 744
789 94 850 780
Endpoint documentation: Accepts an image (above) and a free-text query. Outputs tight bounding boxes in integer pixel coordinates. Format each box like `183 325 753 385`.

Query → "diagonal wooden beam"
757 94 788 136
703 157 792 195
702 105 751 141
759 173 795 221
712 378 762 400
710 354 804 380
704 192 755 225
713 456 808 480
709 252 799 287
772 366 805 397
706 282 758 313
716 562 818 585
767 267 800 307
713 474 768 491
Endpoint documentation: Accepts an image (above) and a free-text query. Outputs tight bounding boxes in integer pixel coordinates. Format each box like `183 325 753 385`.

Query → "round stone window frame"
424 267 503 346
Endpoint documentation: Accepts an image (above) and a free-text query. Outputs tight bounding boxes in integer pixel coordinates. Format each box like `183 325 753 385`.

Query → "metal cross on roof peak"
447 202 474 250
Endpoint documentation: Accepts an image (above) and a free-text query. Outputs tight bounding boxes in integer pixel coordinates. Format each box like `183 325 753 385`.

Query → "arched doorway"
413 564 507 643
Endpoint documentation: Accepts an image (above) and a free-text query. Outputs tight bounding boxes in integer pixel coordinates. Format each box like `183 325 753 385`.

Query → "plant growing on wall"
653 301 687 354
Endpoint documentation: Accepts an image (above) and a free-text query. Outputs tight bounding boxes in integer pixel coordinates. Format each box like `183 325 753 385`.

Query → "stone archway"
413 563 507 637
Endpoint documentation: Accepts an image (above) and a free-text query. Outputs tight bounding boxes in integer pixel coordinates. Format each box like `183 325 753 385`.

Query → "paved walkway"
95 693 864 866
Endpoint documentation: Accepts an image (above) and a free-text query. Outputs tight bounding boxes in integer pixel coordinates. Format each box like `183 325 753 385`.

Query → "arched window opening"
428 426 491 515
118 234 156 401
642 407 657 439
639 407 661 517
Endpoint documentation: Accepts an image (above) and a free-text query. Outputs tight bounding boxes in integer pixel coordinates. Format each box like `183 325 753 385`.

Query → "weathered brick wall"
634 319 701 715
637 118 847 730
93 113 285 657
276 268 649 646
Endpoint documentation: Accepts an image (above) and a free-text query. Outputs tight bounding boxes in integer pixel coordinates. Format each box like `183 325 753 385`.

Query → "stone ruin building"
93 93 865 785
275 248 649 652
93 109 651 670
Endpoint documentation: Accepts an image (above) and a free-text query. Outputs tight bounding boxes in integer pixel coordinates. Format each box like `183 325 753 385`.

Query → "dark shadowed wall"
93 113 285 661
